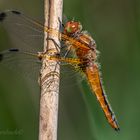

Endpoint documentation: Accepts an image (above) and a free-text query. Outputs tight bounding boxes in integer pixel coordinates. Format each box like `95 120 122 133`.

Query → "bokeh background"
0 0 140 140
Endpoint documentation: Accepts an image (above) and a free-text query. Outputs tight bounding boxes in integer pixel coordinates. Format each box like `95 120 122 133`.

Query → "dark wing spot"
0 12 6 22
0 53 3 62
9 48 19 52
11 10 21 15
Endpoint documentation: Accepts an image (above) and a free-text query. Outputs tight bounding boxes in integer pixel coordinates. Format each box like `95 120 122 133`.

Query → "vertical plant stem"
39 0 63 140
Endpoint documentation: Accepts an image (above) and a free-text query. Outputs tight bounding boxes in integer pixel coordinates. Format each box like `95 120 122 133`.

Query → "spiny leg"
45 21 74 58
46 37 61 53
44 37 61 88
46 36 72 58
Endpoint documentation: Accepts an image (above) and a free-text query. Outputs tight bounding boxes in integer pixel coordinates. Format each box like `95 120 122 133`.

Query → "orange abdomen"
85 63 119 131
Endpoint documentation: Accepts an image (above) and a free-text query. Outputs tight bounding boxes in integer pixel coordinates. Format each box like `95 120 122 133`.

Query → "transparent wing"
0 10 44 53
0 49 41 81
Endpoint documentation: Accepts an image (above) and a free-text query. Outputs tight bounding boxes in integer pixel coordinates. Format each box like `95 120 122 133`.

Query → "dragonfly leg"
63 46 72 58
45 37 73 63
46 37 61 53
58 17 64 32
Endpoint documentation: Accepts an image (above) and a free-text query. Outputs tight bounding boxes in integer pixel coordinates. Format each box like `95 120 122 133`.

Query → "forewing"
0 10 44 53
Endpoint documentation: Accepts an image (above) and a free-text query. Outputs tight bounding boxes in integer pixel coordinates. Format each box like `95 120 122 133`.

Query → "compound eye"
71 24 76 29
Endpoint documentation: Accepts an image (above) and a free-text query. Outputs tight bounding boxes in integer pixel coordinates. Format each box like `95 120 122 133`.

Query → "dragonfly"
0 10 119 131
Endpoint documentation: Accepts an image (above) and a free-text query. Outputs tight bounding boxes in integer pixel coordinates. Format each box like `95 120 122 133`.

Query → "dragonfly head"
64 21 82 35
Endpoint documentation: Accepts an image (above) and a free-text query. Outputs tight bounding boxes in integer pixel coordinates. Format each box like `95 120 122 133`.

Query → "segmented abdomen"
85 63 119 131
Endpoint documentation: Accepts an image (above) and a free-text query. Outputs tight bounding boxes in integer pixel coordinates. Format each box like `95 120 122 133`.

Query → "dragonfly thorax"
84 50 97 62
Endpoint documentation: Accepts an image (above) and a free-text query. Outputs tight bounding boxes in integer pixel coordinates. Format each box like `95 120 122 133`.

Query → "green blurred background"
0 0 140 140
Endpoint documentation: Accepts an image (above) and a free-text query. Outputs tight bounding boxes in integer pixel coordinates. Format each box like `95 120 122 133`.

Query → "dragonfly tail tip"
114 127 120 132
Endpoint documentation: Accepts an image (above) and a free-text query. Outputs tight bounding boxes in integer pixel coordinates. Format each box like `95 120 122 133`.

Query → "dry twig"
39 0 63 140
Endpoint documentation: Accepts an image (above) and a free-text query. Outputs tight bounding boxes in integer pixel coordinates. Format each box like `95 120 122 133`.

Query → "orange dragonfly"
0 10 119 131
